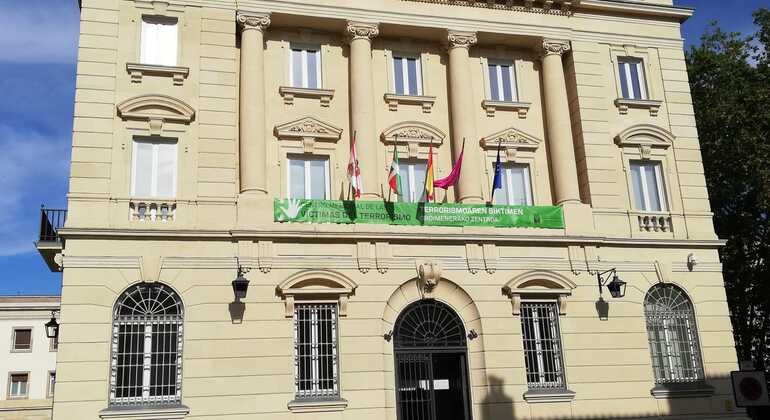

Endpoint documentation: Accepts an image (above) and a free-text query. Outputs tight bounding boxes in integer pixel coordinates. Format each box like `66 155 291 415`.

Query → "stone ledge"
99 405 189 420
287 398 348 413
615 98 663 116
279 86 335 107
523 388 576 403
384 93 436 113
650 382 715 399
482 99 531 118
126 63 189 86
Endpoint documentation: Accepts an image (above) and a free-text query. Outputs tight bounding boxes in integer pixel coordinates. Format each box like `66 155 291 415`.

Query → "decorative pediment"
277 269 357 317
502 270 577 315
117 94 195 135
480 127 542 161
274 117 343 153
381 121 446 158
615 124 674 159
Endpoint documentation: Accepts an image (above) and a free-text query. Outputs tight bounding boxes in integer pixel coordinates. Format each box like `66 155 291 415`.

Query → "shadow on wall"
477 374 762 420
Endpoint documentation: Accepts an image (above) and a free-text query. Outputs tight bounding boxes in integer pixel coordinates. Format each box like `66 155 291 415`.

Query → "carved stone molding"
279 86 335 107
480 127 542 161
274 116 343 153
237 12 271 32
447 30 477 49
346 21 379 41
615 98 663 117
356 242 374 274
615 124 674 158
381 121 446 158
126 63 189 86
416 260 442 297
541 39 571 57
481 100 531 118
277 270 358 317
116 94 195 136
502 270 577 316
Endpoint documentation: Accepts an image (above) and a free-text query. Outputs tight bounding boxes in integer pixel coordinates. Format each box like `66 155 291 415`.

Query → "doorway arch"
393 299 472 420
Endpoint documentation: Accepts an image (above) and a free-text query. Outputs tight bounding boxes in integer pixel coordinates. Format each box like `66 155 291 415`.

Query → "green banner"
274 199 564 229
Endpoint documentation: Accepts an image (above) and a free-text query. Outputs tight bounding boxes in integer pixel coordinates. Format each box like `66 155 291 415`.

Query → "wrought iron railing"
39 207 67 243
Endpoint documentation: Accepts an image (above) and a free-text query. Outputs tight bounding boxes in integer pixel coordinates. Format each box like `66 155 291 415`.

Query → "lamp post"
597 268 627 298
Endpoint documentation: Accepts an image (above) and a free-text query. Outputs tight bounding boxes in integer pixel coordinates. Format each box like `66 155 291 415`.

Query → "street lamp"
232 265 250 302
45 311 59 339
597 268 627 298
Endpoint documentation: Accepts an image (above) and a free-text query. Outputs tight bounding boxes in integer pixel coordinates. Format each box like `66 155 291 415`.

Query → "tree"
687 9 770 376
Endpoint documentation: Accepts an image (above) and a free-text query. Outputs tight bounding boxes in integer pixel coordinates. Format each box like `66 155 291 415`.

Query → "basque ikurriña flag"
347 132 362 198
387 145 402 195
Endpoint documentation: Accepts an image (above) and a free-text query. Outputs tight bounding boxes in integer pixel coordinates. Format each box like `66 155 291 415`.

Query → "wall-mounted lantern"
232 263 251 302
45 311 59 339
597 268 627 298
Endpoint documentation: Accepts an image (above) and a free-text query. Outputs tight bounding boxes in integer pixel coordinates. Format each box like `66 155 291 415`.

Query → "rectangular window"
618 57 648 100
8 373 29 399
140 16 178 66
487 61 518 102
520 302 566 390
294 304 339 399
131 138 177 198
493 163 533 206
398 160 427 203
12 328 32 352
48 372 56 398
392 55 423 96
290 46 322 89
287 156 330 200
630 161 667 212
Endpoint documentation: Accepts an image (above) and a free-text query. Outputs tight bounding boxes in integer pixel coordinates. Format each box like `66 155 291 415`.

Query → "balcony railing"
39 206 67 243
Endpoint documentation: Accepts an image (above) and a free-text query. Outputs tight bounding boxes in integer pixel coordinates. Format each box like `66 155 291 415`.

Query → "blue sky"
0 0 766 296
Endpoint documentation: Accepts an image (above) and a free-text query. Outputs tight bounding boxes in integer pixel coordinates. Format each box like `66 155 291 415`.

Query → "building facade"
0 297 59 420
39 0 747 419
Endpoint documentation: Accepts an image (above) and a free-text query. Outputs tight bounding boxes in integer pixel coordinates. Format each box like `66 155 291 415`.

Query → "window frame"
286 155 331 200
493 162 533 206
398 159 428 203
293 302 341 400
7 372 30 400
47 371 56 399
630 160 668 212
11 327 33 353
130 137 178 199
391 53 424 96
486 59 519 102
139 15 179 67
519 300 568 391
617 56 648 100
289 44 323 89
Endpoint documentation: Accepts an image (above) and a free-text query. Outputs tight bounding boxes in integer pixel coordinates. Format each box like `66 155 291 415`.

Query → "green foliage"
687 9 770 372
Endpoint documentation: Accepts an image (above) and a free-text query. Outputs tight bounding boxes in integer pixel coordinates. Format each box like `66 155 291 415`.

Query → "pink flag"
433 140 464 190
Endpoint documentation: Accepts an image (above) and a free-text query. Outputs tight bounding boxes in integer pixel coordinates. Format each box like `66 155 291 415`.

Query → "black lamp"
45 311 59 339
597 268 627 299
232 267 250 302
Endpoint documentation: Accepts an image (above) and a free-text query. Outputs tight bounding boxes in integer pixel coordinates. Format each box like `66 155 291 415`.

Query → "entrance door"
393 300 472 420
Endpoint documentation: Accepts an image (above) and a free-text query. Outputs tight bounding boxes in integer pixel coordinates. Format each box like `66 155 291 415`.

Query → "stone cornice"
346 21 379 41
541 38 571 56
237 11 271 32
446 30 477 49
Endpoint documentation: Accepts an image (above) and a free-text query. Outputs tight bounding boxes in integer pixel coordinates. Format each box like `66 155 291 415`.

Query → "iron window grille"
520 302 567 390
644 284 705 384
294 303 340 400
109 283 184 407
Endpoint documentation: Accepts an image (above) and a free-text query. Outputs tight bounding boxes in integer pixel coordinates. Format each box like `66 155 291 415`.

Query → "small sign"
731 371 770 407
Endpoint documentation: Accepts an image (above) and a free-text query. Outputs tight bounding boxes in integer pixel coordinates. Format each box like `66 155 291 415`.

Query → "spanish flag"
425 143 435 201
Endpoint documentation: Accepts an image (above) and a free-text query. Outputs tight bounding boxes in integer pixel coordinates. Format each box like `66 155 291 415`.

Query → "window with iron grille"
293 303 339 400
520 302 567 390
644 284 704 384
109 283 184 407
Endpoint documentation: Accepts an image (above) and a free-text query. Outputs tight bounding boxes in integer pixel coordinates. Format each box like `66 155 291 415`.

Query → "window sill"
650 382 715 399
523 388 576 403
615 98 663 116
99 405 189 420
279 86 335 107
126 63 189 86
482 100 531 118
287 398 348 413
384 93 436 113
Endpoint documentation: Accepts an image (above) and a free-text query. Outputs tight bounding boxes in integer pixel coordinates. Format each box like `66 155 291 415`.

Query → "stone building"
37 0 747 419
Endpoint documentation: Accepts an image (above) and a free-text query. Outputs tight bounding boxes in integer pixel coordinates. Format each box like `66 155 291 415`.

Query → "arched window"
110 282 184 407
644 284 704 384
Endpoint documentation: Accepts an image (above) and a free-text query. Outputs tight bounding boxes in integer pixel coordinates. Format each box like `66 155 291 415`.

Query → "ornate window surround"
480 126 542 203
380 121 446 160
615 124 679 234
608 44 663 116
477 46 532 118
381 40 437 113
117 94 195 137
128 2 189 85
502 270 577 316
277 270 358 317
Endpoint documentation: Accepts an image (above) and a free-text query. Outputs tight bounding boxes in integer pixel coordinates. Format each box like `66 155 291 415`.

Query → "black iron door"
394 300 472 420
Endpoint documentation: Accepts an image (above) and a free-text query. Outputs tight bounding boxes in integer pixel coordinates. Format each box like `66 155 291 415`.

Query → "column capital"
346 21 379 41
237 12 271 32
541 39 571 57
446 30 478 50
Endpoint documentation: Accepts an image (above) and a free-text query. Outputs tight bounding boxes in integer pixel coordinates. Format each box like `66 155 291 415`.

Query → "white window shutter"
133 141 155 197
159 21 178 66
156 142 177 197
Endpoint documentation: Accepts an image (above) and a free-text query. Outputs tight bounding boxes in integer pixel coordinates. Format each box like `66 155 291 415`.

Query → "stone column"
540 39 581 205
446 31 483 204
347 21 380 198
237 12 270 195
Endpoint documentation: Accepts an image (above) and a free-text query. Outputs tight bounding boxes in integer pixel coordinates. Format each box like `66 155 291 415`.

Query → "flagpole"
491 139 502 204
351 130 357 200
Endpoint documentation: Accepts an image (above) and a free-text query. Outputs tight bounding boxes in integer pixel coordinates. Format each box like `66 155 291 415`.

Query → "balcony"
36 206 66 272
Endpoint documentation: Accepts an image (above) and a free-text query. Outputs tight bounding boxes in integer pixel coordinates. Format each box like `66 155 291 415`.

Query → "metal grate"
39 207 67 242
644 284 704 383
396 352 435 420
110 283 184 407
294 303 339 399
394 300 466 350
520 302 566 390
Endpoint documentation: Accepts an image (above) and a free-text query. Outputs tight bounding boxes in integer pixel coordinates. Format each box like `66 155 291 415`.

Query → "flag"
387 145 402 195
434 139 464 189
491 140 503 202
425 143 435 201
347 132 362 198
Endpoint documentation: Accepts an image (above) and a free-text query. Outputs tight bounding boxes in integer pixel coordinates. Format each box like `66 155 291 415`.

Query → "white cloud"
0 125 70 255
0 1 80 63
